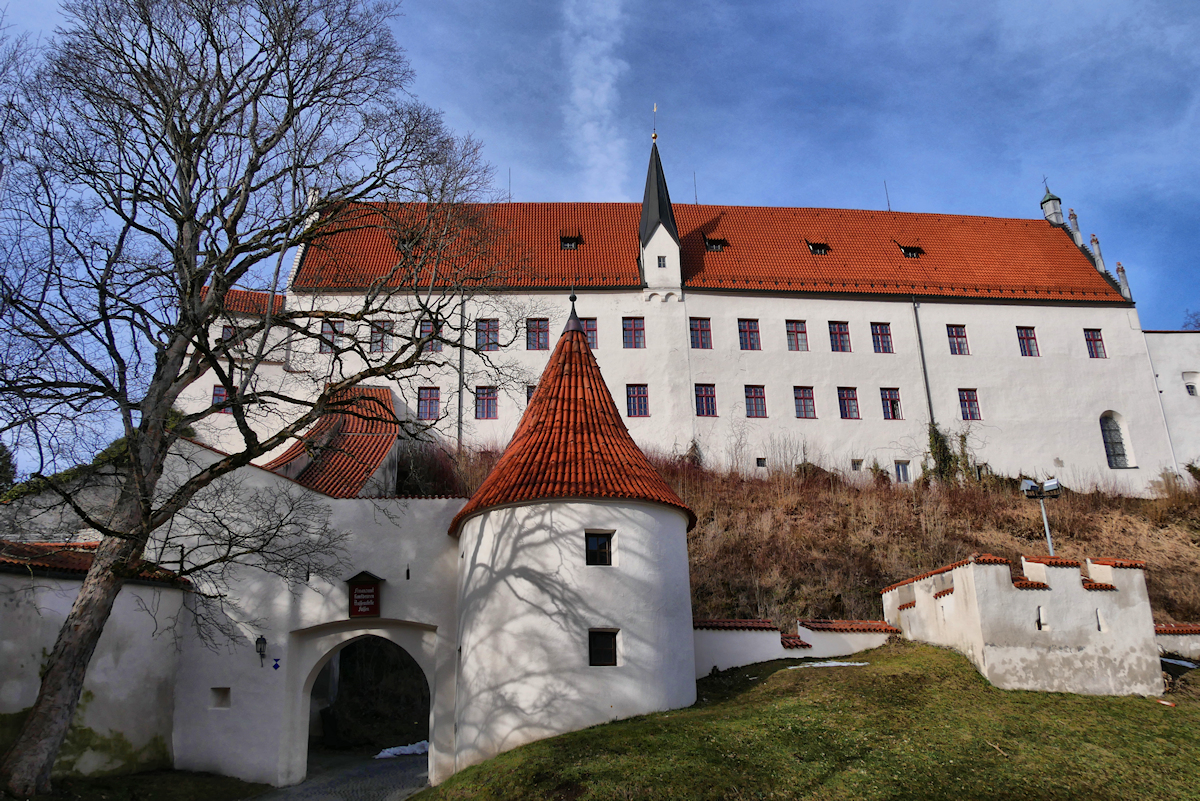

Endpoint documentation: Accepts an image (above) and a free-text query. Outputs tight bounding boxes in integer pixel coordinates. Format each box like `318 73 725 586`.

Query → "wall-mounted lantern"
255 635 267 667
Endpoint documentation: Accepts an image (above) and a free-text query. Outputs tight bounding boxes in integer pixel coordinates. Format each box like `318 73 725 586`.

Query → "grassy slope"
418 642 1199 801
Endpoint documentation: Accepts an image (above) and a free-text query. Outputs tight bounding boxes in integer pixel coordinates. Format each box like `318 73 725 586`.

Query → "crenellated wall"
883 553 1162 695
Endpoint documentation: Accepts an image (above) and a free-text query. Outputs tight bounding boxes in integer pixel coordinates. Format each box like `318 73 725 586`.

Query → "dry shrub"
649 459 1200 626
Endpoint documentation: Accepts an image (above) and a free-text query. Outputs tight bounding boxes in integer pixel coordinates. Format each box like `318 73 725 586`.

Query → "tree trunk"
1 533 142 797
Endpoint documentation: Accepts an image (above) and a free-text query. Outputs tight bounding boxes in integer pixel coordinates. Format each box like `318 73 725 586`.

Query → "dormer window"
560 236 582 250
807 241 830 256
704 237 728 252
899 245 924 259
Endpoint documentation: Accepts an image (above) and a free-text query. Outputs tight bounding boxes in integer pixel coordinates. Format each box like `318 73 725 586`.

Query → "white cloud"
561 0 630 200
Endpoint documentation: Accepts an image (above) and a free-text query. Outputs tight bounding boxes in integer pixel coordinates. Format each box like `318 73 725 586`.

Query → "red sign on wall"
347 572 383 618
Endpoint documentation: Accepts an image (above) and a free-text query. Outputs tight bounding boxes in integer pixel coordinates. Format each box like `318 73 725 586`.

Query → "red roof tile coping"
1090 558 1147 570
798 620 901 634
1012 578 1051 590
1081 580 1118 591
781 635 813 650
0 541 184 585
897 601 916 611
449 321 695 535
201 287 285 316
291 202 1127 303
932 588 955 599
693 619 778 631
1023 555 1081 568
1156 623 1200 636
881 553 1010 594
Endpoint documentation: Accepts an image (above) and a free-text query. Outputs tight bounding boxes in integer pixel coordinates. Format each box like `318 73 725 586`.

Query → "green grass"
417 641 1200 801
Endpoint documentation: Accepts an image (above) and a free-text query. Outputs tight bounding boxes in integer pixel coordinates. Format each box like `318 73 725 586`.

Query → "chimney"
1090 234 1107 273
1041 187 1064 226
1115 261 1132 300
1067 208 1083 246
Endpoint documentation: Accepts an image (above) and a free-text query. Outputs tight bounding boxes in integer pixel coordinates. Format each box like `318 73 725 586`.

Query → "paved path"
251 753 428 801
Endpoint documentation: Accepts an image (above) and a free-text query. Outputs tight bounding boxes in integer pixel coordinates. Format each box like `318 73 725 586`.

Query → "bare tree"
1184 309 1200 331
0 0 510 793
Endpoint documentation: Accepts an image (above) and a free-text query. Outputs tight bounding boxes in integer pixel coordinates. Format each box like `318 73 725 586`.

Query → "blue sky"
13 1 1200 328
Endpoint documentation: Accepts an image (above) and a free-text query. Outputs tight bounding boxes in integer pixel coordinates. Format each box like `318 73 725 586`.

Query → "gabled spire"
639 142 679 248
449 299 695 536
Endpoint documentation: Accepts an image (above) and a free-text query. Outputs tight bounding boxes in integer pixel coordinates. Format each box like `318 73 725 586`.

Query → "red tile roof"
898 601 916 611
1090 558 1146 570
881 553 1010 594
1023 555 1082 568
693 619 779 631
798 620 901 634
449 316 695 535
0 541 184 585
265 387 398 498
780 635 813 650
1156 623 1200 636
1081 580 1117 591
932 588 955 599
1011 576 1052 590
292 202 1126 303
202 287 285 316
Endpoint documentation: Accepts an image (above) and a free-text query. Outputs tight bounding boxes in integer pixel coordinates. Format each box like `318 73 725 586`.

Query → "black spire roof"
639 142 679 248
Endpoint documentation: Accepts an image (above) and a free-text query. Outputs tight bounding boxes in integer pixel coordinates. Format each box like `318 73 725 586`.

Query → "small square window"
1188 383 1198 397
1084 329 1106 359
899 245 924 258
851 459 863 472
581 318 598 349
895 461 911 483
704 237 728 252
526 384 537 402
585 533 613 566
657 255 666 269
622 318 645 349
786 320 808 352
871 323 893 354
588 630 617 666
210 687 232 709
806 241 830 256
561 236 581 250
626 384 649 417
755 457 767 468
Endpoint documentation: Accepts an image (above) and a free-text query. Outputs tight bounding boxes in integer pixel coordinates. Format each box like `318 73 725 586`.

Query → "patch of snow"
374 740 429 758
787 661 869 670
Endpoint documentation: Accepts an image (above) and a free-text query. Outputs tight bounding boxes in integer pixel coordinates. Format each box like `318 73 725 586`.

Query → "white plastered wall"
1156 633 1200 660
454 499 695 772
0 574 183 777
692 626 891 678
1144 331 1200 470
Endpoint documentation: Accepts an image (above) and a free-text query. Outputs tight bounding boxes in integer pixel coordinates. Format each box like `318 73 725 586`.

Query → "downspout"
1141 333 1180 474
911 297 935 424
456 295 466 454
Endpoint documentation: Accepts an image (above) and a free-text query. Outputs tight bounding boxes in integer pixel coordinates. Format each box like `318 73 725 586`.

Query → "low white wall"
693 623 895 678
796 625 893 658
0 573 184 777
1157 631 1200 660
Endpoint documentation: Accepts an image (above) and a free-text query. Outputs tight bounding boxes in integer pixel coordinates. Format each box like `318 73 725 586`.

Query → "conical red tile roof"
449 312 695 535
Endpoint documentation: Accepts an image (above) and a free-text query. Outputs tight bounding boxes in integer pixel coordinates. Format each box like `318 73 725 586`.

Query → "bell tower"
639 137 682 294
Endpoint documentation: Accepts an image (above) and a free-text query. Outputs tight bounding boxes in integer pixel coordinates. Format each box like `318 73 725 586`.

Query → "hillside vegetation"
654 458 1200 626
417 641 1200 801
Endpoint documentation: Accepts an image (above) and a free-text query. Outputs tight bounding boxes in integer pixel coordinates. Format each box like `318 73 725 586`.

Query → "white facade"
692 622 893 679
883 555 1163 696
454 499 695 771
1144 331 1200 469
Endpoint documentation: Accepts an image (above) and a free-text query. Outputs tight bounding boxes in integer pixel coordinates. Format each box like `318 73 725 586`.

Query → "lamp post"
255 635 267 668
1020 478 1061 556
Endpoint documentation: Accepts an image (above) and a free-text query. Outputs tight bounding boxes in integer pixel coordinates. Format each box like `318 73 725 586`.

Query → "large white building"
184 142 1200 492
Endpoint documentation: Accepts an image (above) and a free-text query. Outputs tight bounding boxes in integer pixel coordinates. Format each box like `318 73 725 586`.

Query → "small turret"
1067 208 1083 246
1090 234 1107 273
1041 186 1064 226
1115 262 1132 300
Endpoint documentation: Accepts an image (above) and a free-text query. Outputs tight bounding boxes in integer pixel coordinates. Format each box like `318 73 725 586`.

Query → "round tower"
449 303 697 772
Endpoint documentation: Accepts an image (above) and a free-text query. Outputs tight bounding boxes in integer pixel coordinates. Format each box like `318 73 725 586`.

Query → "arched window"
1099 413 1129 469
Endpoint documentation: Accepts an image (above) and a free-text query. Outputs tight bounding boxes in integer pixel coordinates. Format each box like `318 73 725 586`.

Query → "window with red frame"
212 385 232 414
947 324 969 355
475 386 498 419
793 386 816 418
581 318 597 349
786 320 808 352
880 388 902 420
420 319 443 353
738 319 761 350
319 320 343 353
838 387 860 419
871 322 894 353
622 317 645 349
526 384 537 402
417 387 440 420
689 318 712 349
959 389 981 420
744 385 767 418
476 319 499 351
1017 326 1039 357
829 322 851 352
695 384 717 417
1084 329 1106 359
626 384 649 417
369 320 393 353
526 318 549 350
